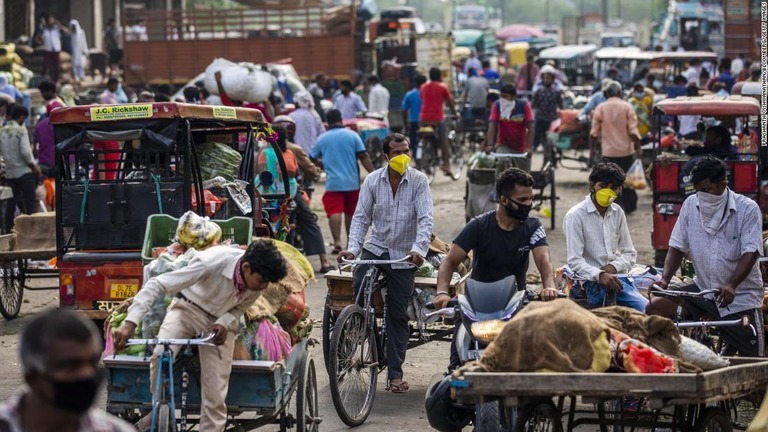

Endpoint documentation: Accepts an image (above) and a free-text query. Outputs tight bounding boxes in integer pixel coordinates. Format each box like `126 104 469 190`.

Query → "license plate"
110 283 138 299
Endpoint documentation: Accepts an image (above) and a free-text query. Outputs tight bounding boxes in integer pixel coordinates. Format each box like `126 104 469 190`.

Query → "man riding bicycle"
420 67 459 177
647 157 765 356
434 167 558 371
338 133 434 393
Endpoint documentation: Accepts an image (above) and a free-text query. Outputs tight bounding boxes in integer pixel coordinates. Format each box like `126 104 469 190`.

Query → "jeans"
352 250 415 380
408 121 419 153
584 278 648 312
5 173 38 232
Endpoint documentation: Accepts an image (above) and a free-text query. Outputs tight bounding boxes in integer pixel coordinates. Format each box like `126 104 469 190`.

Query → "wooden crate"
325 270 384 313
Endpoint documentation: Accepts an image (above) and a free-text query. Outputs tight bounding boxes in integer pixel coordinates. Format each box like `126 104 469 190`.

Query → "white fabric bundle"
204 58 274 103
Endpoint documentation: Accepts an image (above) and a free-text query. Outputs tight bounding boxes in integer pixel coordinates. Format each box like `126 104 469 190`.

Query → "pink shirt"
590 97 640 158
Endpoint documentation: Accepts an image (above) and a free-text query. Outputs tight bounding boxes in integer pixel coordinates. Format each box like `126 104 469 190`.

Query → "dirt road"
0 154 656 430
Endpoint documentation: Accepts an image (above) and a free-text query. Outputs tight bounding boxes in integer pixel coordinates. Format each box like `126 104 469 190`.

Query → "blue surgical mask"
634 92 644 99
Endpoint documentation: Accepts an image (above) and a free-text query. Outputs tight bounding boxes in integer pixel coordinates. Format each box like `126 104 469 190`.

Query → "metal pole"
601 0 608 23
617 0 621 19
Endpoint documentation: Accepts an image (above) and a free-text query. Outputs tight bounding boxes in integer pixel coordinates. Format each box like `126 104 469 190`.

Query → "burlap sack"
591 306 681 358
13 213 56 251
478 299 612 373
245 258 307 322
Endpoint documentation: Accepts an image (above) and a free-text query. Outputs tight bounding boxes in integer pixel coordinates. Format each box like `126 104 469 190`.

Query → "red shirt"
419 81 451 123
489 100 533 151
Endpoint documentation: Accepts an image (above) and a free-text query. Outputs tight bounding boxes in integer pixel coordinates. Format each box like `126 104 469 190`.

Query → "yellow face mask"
594 188 618 207
389 154 411 175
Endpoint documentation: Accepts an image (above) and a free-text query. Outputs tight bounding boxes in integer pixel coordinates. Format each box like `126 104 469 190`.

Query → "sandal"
318 265 336 274
387 379 410 393
331 246 342 255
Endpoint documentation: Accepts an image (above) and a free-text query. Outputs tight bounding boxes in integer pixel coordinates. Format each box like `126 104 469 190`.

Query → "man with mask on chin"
647 157 765 356
0 309 133 431
338 133 433 394
563 162 647 312
434 167 557 372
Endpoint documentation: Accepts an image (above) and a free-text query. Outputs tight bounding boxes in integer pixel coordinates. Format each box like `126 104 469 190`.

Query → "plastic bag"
252 318 292 361
203 58 274 103
626 159 647 190
175 211 222 250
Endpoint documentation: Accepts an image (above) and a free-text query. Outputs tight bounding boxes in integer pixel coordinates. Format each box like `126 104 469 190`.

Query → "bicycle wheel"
321 298 337 370
328 304 378 427
693 406 732 432
0 259 24 320
417 138 436 184
449 133 465 181
156 403 171 432
296 351 320 432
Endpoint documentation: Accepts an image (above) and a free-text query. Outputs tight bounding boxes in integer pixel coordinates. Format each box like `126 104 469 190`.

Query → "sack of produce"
175 210 222 250
203 58 274 103
275 290 306 330
192 141 243 182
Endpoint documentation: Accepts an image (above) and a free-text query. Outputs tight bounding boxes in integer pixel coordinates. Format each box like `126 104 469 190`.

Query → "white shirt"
669 190 764 315
42 27 61 52
563 195 637 282
368 83 390 115
126 246 260 331
679 114 701 136
683 66 700 86
731 58 744 76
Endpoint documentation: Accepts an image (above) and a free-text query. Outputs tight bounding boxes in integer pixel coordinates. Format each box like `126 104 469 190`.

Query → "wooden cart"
451 357 768 431
0 233 57 320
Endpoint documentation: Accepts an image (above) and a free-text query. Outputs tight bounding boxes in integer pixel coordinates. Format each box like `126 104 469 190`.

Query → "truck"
650 0 724 57
453 4 488 30
121 1 373 86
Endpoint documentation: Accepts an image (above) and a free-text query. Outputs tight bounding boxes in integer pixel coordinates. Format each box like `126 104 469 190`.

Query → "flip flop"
331 246 342 254
387 380 410 393
318 265 336 274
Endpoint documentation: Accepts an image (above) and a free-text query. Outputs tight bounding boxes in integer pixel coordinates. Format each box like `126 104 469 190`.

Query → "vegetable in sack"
187 142 243 182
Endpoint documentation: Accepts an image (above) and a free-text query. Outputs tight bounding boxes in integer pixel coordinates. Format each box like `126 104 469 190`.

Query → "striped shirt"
563 195 637 282
669 190 764 316
348 166 434 269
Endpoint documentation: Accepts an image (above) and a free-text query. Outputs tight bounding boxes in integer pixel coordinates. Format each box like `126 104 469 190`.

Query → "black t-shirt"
454 211 548 290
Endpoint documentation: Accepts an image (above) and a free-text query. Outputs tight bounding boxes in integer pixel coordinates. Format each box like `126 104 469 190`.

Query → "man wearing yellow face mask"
339 133 434 393
563 162 647 311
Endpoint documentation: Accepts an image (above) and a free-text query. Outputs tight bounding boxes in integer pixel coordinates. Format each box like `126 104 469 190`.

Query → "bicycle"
327 257 416 427
415 122 463 184
125 334 215 432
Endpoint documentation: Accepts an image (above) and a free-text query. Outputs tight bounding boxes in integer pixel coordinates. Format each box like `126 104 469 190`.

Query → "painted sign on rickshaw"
213 106 237 120
90 104 153 121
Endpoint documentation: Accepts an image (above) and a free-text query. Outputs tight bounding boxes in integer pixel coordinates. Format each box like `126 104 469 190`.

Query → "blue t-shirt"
483 69 500 80
402 88 422 123
310 126 366 192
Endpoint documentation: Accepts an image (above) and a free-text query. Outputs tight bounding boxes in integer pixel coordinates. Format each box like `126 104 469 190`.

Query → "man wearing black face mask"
435 167 557 371
0 309 133 431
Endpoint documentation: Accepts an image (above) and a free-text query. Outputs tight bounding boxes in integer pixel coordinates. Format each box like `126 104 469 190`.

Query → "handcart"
0 214 59 320
343 117 389 170
104 338 319 431
451 357 768 432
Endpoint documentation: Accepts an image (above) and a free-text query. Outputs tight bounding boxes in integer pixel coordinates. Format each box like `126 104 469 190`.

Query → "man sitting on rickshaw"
647 157 765 357
113 241 288 431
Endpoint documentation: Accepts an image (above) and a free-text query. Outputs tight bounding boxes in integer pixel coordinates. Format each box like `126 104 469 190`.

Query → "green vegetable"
185 142 243 182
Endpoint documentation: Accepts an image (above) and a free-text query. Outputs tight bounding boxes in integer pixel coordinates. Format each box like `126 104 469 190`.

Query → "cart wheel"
321 299 337 370
296 351 320 432
474 401 502 432
156 403 171 432
693 407 732 432
549 167 556 231
328 304 378 427
516 400 563 432
0 259 24 320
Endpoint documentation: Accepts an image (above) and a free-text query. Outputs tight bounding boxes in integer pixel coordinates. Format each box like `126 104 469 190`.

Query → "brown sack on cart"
478 299 612 373
591 306 681 358
13 213 55 251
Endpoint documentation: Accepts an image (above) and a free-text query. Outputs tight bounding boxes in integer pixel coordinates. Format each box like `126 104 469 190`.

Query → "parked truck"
122 1 373 85
650 0 724 57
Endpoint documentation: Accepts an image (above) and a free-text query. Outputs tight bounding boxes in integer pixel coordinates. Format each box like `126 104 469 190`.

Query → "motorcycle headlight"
470 320 506 344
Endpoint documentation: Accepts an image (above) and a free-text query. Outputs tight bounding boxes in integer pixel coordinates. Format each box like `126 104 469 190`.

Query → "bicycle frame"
354 265 388 371
152 347 177 431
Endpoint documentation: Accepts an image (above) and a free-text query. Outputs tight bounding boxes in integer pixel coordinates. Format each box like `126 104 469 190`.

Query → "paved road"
0 153 657 431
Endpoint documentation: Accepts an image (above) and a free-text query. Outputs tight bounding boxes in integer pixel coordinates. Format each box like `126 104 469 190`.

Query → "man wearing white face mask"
563 162 647 311
338 133 433 393
649 157 764 356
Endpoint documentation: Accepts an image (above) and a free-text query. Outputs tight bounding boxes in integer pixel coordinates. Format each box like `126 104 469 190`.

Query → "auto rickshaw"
593 46 650 86
51 103 288 319
650 96 763 267
537 44 598 85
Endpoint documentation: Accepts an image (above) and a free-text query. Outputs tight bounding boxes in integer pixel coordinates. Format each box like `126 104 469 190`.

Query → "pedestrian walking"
590 81 641 214
69 19 89 82
0 104 41 233
531 65 563 152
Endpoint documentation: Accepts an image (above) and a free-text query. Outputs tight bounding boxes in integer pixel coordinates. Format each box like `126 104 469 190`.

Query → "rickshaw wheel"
296 351 319 432
693 407 732 432
321 297 337 370
517 400 562 432
0 259 24 320
156 404 170 432
328 304 378 427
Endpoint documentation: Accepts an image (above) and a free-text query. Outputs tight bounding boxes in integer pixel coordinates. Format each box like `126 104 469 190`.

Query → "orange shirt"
590 97 640 158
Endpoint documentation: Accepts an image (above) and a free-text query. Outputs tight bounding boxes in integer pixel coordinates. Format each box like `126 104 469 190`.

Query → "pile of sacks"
106 211 313 362
455 300 729 377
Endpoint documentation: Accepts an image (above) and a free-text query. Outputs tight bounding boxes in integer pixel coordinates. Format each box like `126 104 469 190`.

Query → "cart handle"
125 333 216 347
649 285 720 298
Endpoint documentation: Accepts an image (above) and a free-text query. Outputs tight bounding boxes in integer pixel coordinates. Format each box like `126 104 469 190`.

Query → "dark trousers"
293 192 325 257
42 51 61 82
5 173 38 232
533 118 552 151
353 250 416 380
408 121 419 153
680 282 765 357
602 155 638 214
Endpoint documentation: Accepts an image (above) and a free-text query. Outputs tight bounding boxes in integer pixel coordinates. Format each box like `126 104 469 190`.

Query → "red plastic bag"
191 189 223 217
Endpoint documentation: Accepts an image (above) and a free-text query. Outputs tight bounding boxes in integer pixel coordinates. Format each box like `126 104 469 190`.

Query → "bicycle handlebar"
126 333 217 347
649 285 719 298
488 152 530 159
340 257 416 266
